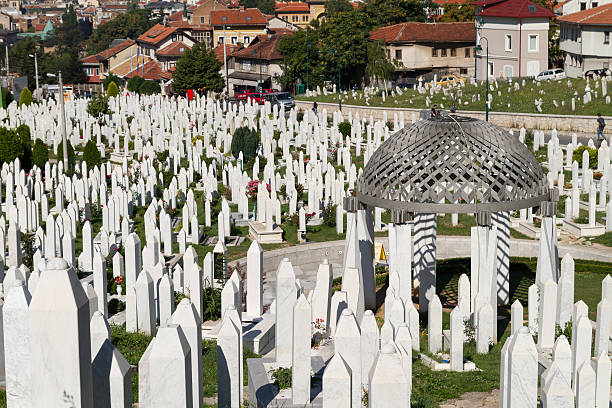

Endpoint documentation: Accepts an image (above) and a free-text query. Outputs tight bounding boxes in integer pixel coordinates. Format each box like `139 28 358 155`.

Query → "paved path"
439 390 499 408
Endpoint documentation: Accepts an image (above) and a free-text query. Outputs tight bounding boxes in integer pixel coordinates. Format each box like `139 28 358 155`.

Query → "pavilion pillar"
414 212 436 313
390 210 413 302
492 211 510 305
536 196 559 285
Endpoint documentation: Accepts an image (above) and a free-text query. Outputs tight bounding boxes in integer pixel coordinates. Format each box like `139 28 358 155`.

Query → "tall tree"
43 49 87 84
318 10 371 86
8 37 38 86
172 42 224 95
366 40 396 88
54 5 82 50
439 3 475 22
85 8 156 54
277 28 322 91
362 0 431 27
240 0 275 15
325 0 354 17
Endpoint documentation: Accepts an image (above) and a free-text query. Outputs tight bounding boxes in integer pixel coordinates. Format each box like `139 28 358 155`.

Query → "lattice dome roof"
356 115 550 214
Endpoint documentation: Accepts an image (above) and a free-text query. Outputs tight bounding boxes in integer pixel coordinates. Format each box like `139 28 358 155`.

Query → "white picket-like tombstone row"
0 91 608 408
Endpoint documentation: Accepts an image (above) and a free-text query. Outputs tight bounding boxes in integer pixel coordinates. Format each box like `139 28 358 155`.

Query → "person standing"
597 113 606 143
431 104 437 118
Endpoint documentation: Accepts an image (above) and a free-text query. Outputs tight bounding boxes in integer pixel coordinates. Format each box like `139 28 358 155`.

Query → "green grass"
592 231 612 246
297 77 610 116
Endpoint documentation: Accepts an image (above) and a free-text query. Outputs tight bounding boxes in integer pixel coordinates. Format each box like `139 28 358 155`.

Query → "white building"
559 3 612 77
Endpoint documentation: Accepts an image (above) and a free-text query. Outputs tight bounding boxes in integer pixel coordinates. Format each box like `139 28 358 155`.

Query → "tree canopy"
86 8 157 54
277 28 323 91
172 42 224 95
325 0 354 17
362 0 431 27
240 0 275 14
439 3 475 22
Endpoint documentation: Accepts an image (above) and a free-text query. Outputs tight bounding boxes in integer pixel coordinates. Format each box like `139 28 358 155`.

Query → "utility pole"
5 45 8 92
59 71 68 168
32 53 39 92
223 24 229 96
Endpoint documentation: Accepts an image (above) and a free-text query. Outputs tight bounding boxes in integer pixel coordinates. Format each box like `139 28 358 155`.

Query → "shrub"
270 367 292 389
83 139 102 169
56 139 75 175
103 73 121 91
0 126 24 167
16 124 32 171
321 202 336 227
127 76 145 92
32 139 48 169
1 87 13 107
18 87 32 107
231 126 259 162
572 145 597 169
139 80 161 95
338 120 351 138
107 81 119 98
87 93 112 120
202 287 222 321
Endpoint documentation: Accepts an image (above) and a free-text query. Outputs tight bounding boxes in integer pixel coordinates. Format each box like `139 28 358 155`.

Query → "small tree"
338 121 351 137
16 124 33 171
32 138 48 169
103 73 121 91
172 42 224 95
231 126 259 162
1 87 13 107
87 93 112 122
107 81 119 97
18 87 33 107
127 76 145 92
82 139 102 169
139 80 161 95
0 127 24 166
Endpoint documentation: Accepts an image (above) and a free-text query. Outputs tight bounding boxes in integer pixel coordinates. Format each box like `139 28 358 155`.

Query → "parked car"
584 69 610 78
265 92 295 110
436 74 467 86
535 68 566 81
235 90 266 104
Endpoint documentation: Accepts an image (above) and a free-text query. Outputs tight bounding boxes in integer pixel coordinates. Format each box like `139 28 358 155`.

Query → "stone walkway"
439 390 499 408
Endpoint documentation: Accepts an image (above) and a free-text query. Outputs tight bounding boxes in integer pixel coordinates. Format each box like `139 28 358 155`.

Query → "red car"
235 89 273 104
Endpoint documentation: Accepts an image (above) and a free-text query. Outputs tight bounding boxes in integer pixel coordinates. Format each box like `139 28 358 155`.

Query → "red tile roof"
558 3 612 23
137 24 177 45
168 11 184 21
472 0 554 18
370 22 475 43
210 8 267 25
433 0 469 4
213 43 242 63
156 41 190 57
160 67 175 80
230 30 292 60
275 2 309 12
80 39 135 64
125 60 162 80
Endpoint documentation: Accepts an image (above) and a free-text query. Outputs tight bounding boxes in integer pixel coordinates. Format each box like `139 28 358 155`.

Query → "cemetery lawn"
108 324 260 405
404 256 612 406
591 231 612 247
297 77 612 116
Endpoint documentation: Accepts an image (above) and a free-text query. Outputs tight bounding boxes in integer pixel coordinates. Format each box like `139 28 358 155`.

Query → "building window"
432 48 438 57
465 47 470 57
592 2 598 6
242 60 251 71
528 34 538 52
460 68 468 75
441 48 447 57
395 49 402 59
605 31 610 44
219 36 224 44
262 62 268 73
200 16 205 23
580 2 586 9
450 48 456 57
231 36 238 44
488 62 494 77
505 34 512 51
244 36 250 44
387 49 390 58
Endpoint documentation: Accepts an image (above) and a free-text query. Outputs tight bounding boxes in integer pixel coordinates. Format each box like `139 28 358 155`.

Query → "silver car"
265 92 295 110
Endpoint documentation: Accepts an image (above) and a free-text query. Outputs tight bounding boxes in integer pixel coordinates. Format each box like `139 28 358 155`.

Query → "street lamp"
474 17 484 82
253 45 262 93
29 53 39 94
47 72 68 168
222 24 231 96
475 36 489 122
306 41 310 93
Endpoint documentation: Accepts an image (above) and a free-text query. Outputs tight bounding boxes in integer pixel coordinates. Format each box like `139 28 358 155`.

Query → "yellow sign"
374 242 386 262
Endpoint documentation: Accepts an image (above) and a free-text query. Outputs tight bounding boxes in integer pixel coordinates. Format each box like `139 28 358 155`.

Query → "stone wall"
229 236 612 277
295 100 603 133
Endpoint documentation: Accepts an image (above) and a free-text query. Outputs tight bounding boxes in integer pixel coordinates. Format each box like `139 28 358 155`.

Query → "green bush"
1 87 13 107
127 76 145 92
573 145 597 169
18 87 32 107
83 139 102 170
107 81 119 98
321 202 336 227
231 126 259 162
103 73 121 91
139 80 161 95
87 93 112 123
338 120 351 138
56 139 75 175
16 124 32 171
270 367 292 389
202 287 222 321
32 139 48 169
